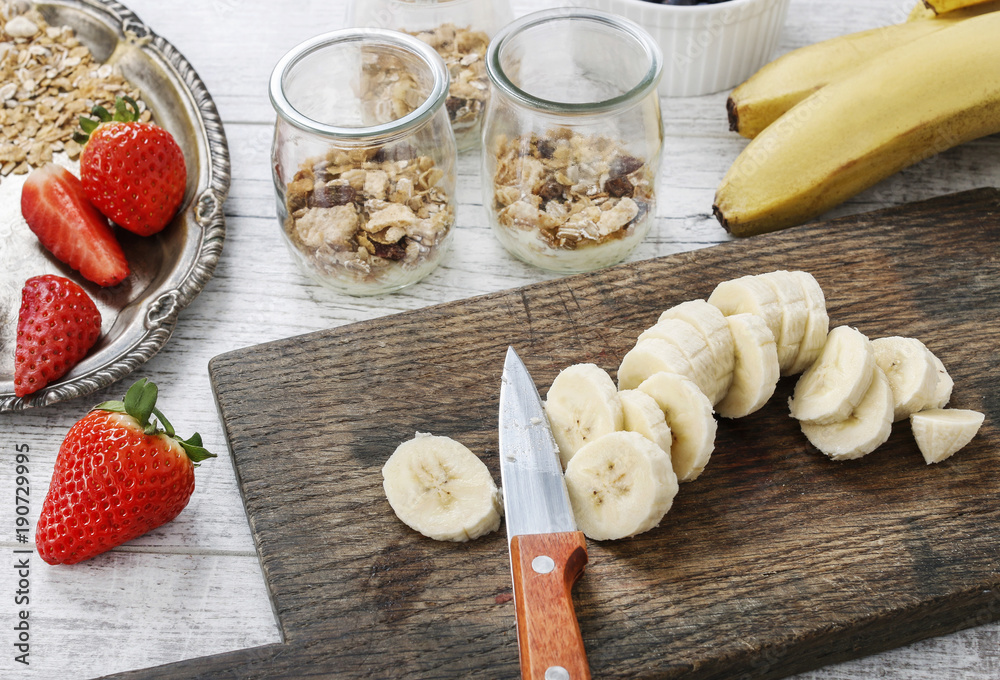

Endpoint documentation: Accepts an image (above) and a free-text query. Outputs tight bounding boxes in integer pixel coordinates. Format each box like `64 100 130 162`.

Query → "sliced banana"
787 271 830 375
657 300 736 404
564 431 678 541
619 389 673 457
618 338 697 392
636 318 719 403
927 350 954 409
789 326 875 425
382 433 503 542
800 366 894 461
757 271 810 375
715 313 780 419
871 336 939 422
636 372 717 482
708 275 784 349
910 408 985 464
544 363 623 468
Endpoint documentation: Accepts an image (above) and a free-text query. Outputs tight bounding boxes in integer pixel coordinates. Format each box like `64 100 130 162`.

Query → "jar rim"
269 28 450 139
486 8 663 115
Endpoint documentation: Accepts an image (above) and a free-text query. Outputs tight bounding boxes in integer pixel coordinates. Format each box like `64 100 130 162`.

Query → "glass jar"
349 0 514 150
482 9 664 274
269 29 457 296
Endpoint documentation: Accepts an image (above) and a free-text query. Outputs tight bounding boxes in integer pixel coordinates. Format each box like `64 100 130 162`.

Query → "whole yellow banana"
714 12 1000 237
729 0 1000 139
923 0 995 14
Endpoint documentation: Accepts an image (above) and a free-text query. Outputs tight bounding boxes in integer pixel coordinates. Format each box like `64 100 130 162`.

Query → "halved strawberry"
14 275 102 398
21 163 130 287
78 96 187 236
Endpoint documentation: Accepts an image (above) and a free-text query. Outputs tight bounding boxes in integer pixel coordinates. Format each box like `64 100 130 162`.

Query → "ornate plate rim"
0 0 230 413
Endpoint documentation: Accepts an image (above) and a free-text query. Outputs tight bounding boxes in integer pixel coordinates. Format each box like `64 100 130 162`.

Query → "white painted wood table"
1 0 998 678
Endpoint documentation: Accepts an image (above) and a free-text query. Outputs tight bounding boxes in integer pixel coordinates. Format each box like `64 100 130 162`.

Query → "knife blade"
499 346 591 680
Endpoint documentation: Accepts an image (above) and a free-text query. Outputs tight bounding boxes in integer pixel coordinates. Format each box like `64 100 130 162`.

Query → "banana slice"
789 326 875 425
787 271 830 375
618 338 698 392
564 431 678 541
544 363 624 468
800 366 894 461
708 275 784 346
910 408 985 464
637 318 719 403
619 389 673 456
657 300 736 404
716 313 780 419
758 271 810 375
927 350 954 409
382 433 503 542
636 372 717 482
871 336 939 422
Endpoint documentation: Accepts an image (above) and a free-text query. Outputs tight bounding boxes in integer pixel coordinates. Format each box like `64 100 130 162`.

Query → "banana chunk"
564 431 678 541
910 408 985 464
787 271 830 375
789 326 875 425
657 300 736 404
927 351 954 409
637 372 717 482
544 363 623 468
382 433 503 542
618 338 698 392
871 336 939 422
716 313 780 419
800 366 894 461
637 318 720 403
758 271 811 375
619 389 673 457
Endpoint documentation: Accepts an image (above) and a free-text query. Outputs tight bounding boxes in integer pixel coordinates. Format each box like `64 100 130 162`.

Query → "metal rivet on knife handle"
545 667 570 680
532 555 556 574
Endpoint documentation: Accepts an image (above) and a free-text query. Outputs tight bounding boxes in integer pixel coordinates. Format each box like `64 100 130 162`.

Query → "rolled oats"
283 144 454 290
0 0 149 183
406 23 490 147
492 129 653 252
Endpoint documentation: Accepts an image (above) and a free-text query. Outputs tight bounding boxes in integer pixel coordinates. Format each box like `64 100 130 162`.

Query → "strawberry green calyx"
94 378 216 464
73 96 143 145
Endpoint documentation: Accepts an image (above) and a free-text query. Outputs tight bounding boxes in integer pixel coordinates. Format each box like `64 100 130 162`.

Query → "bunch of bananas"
714 0 1000 236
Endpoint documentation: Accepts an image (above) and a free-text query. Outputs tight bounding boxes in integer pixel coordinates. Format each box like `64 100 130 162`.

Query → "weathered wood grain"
115 189 1000 680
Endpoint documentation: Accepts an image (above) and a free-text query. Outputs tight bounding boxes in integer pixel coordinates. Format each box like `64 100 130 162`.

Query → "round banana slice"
636 318 719 402
382 433 503 542
715 313 780 419
618 338 697 392
910 408 985 464
544 363 623 468
636 371 717 482
619 389 673 456
657 300 736 404
872 336 939 422
708 275 784 349
927 351 954 409
788 326 875 425
758 271 810 375
564 431 678 541
787 271 830 375
800 366 894 461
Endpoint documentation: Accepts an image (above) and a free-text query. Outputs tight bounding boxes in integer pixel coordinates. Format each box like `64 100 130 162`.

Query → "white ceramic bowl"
579 0 790 97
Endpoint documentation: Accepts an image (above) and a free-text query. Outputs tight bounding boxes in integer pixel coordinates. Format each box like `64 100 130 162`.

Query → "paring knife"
499 346 591 680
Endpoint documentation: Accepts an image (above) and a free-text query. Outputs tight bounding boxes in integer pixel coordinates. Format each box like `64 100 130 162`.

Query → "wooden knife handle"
509 531 591 680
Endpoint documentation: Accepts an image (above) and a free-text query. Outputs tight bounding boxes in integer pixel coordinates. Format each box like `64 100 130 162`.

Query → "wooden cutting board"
119 189 1000 680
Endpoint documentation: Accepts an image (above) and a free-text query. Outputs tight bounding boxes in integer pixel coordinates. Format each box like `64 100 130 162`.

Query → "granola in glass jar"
490 129 654 272
282 144 454 295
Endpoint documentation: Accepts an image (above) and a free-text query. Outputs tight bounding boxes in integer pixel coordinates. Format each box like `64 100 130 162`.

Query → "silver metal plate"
0 0 229 412
499 346 577 540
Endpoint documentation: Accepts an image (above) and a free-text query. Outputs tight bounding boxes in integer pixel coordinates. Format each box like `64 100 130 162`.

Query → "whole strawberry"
77 96 187 236
36 379 214 565
15 275 102 398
